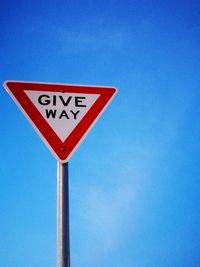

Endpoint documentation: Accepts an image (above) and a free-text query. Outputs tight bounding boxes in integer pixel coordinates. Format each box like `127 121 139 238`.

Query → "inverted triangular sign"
3 81 117 162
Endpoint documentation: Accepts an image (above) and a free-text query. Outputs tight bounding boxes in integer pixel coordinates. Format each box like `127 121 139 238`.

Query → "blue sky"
1 0 200 266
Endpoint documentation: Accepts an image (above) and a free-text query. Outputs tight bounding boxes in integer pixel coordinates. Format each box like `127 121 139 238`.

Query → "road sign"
4 81 117 162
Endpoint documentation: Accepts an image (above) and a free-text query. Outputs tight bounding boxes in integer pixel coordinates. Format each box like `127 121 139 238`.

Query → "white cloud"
53 22 130 53
71 169 142 266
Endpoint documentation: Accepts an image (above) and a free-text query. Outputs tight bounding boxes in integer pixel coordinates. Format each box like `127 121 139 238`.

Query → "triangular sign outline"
4 81 117 162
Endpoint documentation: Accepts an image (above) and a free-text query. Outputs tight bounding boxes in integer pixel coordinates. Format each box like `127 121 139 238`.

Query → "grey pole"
57 162 70 267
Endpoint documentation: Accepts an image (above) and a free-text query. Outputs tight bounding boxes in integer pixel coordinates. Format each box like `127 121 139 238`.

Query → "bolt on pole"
57 162 70 267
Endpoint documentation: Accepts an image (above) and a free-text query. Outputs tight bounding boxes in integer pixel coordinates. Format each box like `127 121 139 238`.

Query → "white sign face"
25 90 100 142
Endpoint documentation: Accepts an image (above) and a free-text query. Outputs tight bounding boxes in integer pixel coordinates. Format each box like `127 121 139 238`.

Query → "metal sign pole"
57 162 70 267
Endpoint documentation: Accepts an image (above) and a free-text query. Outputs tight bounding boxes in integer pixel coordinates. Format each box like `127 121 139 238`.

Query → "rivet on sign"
61 89 65 93
61 147 65 151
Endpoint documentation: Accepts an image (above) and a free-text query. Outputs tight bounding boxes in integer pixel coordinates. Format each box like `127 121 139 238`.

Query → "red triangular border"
4 81 117 162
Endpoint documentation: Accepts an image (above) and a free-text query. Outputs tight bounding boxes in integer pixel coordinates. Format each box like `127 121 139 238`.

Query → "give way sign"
3 81 117 162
